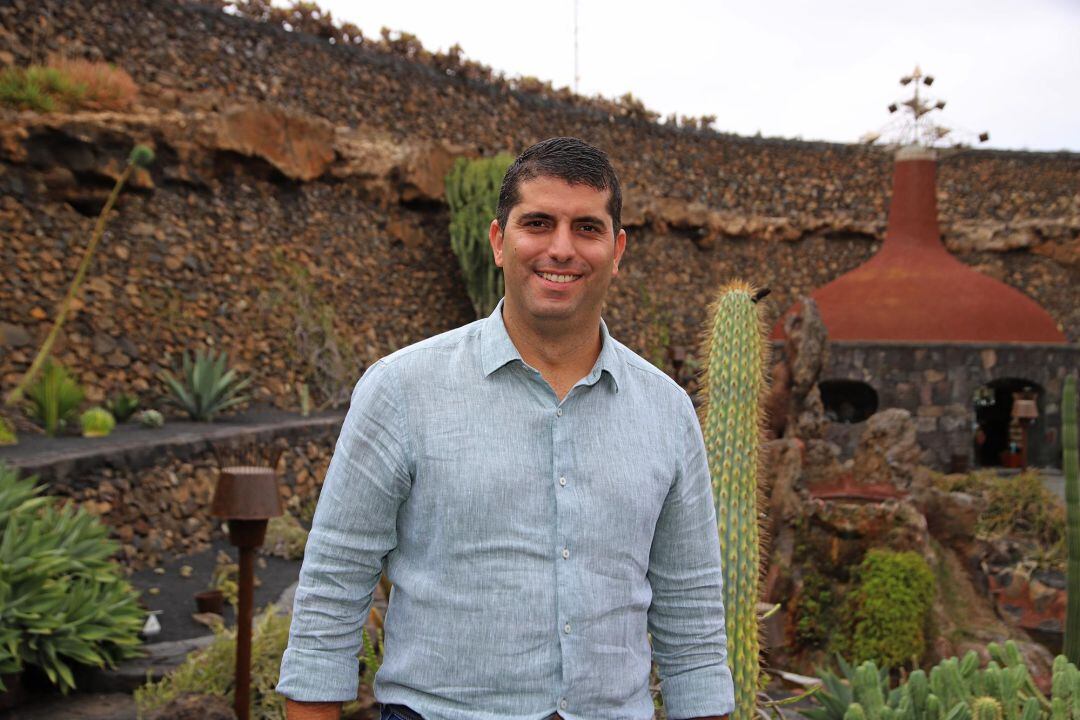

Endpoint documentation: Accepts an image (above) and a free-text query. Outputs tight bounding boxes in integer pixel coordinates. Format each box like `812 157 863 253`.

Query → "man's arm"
278 360 412 705
646 393 736 720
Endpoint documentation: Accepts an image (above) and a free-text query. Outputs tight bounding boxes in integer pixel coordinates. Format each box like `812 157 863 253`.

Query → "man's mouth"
537 271 581 284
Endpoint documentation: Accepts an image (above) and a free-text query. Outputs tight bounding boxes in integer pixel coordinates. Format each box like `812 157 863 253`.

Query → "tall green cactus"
445 153 514 318
701 280 770 720
1064 375 1079 664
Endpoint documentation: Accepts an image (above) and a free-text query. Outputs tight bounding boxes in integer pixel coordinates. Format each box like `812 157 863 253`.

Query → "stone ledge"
0 409 345 485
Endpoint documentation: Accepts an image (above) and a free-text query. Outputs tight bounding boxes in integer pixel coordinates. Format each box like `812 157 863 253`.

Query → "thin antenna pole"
574 0 580 94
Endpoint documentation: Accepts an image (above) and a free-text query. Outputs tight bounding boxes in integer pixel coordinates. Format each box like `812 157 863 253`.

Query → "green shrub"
0 463 144 692
25 358 84 436
135 603 378 718
106 392 140 423
834 549 936 669
135 606 290 719
80 407 116 437
977 470 1064 551
445 153 514 318
263 514 308 561
0 65 85 112
159 349 251 422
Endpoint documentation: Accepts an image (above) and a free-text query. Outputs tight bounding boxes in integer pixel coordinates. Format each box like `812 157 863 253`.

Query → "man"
278 137 734 720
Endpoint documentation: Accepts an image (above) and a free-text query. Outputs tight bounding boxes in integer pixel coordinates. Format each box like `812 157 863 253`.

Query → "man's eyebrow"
515 211 555 224
574 215 608 229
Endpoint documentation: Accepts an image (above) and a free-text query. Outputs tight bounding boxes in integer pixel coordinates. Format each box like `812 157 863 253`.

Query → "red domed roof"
772 147 1066 343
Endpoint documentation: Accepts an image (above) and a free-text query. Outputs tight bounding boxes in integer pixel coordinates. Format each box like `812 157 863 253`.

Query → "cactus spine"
1065 375 1080 664
445 153 514 319
701 280 770 720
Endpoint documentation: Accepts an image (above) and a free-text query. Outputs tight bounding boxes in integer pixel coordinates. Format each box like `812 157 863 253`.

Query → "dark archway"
973 378 1044 468
820 380 879 423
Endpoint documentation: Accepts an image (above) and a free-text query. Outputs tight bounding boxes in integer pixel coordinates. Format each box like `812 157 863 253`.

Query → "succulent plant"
1064 375 1079 664
25 358 84 436
105 392 139 423
79 407 116 437
159 349 251 422
446 153 514 318
134 409 164 428
0 463 144 692
0 416 15 446
804 641 1079 720
699 280 770 720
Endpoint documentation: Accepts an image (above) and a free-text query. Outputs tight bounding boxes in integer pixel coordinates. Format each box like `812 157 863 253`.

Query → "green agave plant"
0 463 144 693
159 349 252 422
25 358 84 437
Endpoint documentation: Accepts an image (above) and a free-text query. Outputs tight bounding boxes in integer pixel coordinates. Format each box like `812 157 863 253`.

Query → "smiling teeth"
540 272 578 283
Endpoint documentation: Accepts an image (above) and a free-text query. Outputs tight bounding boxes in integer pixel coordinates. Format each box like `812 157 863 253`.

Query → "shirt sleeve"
646 392 736 720
277 359 413 702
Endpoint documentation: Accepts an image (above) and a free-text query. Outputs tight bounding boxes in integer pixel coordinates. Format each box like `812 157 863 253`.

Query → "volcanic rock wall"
1 0 1077 413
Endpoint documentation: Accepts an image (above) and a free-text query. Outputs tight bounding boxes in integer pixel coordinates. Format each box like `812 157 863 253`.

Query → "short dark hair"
496 137 622 236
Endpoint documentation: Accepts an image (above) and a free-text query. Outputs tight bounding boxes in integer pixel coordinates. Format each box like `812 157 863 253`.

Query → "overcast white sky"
310 0 1079 152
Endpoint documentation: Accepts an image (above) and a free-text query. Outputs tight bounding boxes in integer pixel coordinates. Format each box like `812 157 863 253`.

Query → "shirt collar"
480 298 623 393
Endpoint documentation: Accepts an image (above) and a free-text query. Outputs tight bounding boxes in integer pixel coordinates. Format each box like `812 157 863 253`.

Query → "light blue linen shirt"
278 301 734 720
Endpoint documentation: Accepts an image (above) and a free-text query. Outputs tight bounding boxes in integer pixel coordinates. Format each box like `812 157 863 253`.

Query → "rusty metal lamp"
211 466 283 720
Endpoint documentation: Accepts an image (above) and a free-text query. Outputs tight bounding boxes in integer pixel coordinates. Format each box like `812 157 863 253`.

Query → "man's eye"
579 224 599 233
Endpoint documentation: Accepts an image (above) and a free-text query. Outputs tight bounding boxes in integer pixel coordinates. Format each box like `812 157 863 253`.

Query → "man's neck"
501 304 603 401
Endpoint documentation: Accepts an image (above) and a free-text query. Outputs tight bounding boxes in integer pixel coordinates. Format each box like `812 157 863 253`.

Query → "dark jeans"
380 704 561 720
380 705 424 720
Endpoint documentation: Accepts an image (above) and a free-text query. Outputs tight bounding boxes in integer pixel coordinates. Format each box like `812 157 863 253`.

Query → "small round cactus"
80 407 116 437
972 696 1003 720
135 408 164 428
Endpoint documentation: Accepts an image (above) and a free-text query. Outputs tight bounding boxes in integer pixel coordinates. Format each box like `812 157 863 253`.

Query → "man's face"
489 176 626 332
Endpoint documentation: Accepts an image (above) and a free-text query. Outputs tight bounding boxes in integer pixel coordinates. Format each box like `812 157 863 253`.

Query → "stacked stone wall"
0 0 1076 420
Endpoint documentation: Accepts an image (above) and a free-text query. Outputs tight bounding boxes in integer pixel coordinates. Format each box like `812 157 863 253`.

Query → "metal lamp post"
211 466 283 720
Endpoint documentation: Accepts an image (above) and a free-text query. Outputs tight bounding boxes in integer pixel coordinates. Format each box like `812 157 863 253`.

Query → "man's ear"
611 228 627 277
489 218 505 267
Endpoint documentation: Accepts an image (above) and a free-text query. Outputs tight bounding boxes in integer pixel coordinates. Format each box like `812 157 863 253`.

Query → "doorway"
973 378 1044 468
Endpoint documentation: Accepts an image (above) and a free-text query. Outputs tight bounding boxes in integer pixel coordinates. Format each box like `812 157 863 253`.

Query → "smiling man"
278 137 734 720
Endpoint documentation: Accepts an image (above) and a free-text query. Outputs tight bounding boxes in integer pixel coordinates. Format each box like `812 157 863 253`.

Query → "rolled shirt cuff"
276 647 360 702
661 664 736 720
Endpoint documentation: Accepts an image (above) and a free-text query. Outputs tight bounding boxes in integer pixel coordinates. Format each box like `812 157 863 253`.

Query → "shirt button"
563 622 571 634
559 699 568 711
561 548 570 559
559 476 567 486
556 408 563 417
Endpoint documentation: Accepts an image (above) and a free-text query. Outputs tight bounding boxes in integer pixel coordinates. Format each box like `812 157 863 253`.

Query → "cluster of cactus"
808 641 1080 720
445 153 514 318
1064 375 1078 663
700 280 770 720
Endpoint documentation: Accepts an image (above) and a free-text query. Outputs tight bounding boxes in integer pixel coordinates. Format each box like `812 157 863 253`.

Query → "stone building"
774 146 1077 470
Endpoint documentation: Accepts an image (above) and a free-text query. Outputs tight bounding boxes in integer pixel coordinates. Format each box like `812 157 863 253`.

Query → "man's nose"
547 222 576 261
